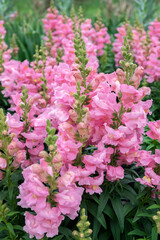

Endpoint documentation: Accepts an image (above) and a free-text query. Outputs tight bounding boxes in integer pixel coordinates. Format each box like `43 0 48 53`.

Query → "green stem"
3 217 14 240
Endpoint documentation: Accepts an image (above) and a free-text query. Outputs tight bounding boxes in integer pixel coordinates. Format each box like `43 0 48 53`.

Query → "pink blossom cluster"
113 20 160 83
0 8 160 239
43 8 110 61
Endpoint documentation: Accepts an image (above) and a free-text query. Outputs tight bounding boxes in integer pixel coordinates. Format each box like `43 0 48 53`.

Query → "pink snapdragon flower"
18 165 49 209
147 121 160 141
55 185 84 219
106 165 124 182
24 207 64 239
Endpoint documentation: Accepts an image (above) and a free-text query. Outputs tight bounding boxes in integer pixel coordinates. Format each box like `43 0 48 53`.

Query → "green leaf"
123 204 135 217
110 218 121 240
137 212 153 218
59 226 73 239
86 200 107 229
6 222 15 236
103 204 114 220
151 226 158 240
128 229 147 236
121 189 137 204
110 197 124 232
147 204 160 210
97 213 107 229
132 208 141 223
92 218 101 240
90 195 99 204
7 211 19 217
0 224 7 232
13 225 23 231
97 189 109 217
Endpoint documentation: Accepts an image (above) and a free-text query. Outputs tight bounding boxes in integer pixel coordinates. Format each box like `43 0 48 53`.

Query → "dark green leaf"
128 229 147 236
151 226 158 240
97 190 109 217
111 197 124 232
6 222 15 236
92 218 101 240
110 218 121 240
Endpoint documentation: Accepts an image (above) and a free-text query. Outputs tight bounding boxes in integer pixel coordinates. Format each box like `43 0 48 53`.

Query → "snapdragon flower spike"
120 36 137 85
74 27 91 88
10 34 19 57
43 119 60 205
33 42 47 70
72 208 92 240
73 27 92 122
113 20 160 83
78 6 85 25
45 119 58 159
56 48 64 65
33 45 41 69
73 28 92 166
70 5 76 20
40 71 50 103
95 10 103 29
20 86 31 132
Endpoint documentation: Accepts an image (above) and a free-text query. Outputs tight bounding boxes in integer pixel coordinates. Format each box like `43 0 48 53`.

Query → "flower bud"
2 130 7 135
72 230 79 237
79 233 84 238
39 151 49 158
125 62 130 67
84 229 92 235
48 145 55 151
28 97 34 106
69 109 78 122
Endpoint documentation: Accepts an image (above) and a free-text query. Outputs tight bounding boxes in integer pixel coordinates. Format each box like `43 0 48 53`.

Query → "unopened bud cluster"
153 211 160 234
0 201 10 218
73 208 92 240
